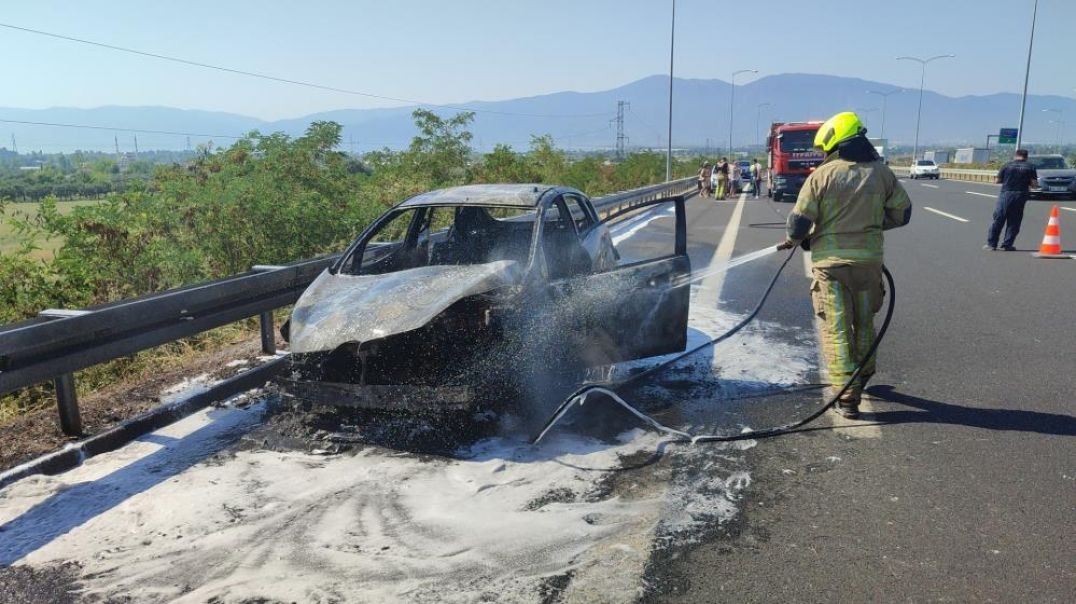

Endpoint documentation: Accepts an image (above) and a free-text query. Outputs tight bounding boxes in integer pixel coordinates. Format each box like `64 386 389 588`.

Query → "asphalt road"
647 180 1075 602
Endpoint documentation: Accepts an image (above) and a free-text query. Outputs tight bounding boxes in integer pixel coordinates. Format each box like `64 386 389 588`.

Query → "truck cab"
766 122 824 202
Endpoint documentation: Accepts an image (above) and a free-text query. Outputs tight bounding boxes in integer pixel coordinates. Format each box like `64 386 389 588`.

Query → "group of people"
697 158 766 200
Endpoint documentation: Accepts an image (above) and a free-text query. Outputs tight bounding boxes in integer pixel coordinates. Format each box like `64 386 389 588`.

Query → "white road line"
923 207 969 223
1060 207 1076 214
699 193 747 300
966 191 995 198
920 183 939 189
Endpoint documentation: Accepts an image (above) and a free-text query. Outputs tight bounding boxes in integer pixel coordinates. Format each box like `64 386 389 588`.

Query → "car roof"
398 184 561 208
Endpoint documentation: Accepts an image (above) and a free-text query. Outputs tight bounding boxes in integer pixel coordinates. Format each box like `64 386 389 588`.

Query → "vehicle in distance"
735 160 753 193
767 121 824 201
909 159 940 179
1027 154 1076 199
281 184 691 412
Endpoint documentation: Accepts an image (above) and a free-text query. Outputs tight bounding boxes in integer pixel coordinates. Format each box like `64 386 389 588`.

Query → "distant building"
954 148 991 164
924 150 950 164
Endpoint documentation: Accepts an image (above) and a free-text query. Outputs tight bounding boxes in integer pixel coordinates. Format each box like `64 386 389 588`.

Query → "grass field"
0 200 99 259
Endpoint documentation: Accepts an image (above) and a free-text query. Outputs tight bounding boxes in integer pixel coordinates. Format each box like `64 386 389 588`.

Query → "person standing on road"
713 158 728 199
777 112 912 418
985 149 1038 251
730 160 741 196
750 158 764 199
700 162 713 198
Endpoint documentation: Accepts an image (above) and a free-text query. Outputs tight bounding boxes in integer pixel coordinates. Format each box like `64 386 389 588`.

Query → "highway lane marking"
919 183 939 189
1060 207 1076 214
923 207 969 223
965 191 995 198
700 193 747 299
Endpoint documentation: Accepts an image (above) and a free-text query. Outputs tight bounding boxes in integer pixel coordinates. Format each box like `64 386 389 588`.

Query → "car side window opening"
608 201 678 266
543 197 590 280
563 194 596 233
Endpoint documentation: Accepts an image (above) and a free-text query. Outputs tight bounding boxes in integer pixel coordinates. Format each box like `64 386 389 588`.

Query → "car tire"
773 192 783 202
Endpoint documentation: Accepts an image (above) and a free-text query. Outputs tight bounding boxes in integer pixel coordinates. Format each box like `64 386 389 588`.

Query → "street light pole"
897 54 954 162
665 0 676 181
755 102 770 149
867 89 902 142
728 68 757 157
1016 0 1038 151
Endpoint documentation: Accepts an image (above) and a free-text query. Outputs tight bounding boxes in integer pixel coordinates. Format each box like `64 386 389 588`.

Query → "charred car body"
281 184 691 412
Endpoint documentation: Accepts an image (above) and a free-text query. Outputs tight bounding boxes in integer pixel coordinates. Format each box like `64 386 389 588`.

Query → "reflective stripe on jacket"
786 155 911 267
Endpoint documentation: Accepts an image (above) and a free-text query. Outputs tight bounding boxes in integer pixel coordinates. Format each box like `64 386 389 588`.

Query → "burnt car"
281 184 690 412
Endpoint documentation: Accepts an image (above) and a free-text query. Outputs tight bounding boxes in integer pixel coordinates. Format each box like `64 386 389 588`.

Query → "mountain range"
3 73 1073 154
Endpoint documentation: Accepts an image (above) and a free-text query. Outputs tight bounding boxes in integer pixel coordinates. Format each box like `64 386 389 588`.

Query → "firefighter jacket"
785 137 912 267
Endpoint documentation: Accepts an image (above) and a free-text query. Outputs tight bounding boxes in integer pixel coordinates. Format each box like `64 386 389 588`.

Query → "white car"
909 159 940 179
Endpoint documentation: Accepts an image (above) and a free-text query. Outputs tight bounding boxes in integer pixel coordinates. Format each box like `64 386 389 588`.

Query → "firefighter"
777 112 912 418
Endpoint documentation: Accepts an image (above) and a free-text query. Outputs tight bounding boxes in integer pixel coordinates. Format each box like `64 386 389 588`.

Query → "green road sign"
999 128 1018 145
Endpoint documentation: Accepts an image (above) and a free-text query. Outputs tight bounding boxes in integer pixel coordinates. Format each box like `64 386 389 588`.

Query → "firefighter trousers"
809 263 884 400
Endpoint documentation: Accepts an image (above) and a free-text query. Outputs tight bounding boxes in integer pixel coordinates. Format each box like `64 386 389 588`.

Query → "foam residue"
1 411 670 603
159 372 217 403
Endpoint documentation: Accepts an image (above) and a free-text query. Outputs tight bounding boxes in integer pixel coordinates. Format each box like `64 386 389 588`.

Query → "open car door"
546 195 690 366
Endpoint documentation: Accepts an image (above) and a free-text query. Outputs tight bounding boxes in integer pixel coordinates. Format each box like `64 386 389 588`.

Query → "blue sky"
1 0 1073 120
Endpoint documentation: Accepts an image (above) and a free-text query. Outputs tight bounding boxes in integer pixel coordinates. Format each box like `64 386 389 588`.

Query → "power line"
0 118 243 140
0 22 613 120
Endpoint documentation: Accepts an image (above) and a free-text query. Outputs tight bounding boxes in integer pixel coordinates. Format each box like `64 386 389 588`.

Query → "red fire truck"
766 121 825 202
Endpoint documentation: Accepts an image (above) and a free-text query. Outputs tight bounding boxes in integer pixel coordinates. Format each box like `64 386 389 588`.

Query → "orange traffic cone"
1032 206 1071 259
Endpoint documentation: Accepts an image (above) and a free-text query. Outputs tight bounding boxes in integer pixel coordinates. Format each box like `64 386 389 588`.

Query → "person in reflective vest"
778 112 912 418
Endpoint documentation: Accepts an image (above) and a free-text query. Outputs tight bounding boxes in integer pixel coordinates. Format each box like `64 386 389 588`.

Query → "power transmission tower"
114 136 120 156
133 136 139 155
611 100 630 160
10 134 16 154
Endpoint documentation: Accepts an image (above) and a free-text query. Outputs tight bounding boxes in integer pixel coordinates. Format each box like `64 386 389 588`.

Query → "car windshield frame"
335 203 546 276
917 160 936 166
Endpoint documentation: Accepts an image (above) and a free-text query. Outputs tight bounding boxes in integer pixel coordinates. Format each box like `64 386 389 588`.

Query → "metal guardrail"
0 177 696 435
891 165 996 183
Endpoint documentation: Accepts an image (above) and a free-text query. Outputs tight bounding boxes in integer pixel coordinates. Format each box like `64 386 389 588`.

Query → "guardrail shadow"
863 385 1076 436
0 406 261 566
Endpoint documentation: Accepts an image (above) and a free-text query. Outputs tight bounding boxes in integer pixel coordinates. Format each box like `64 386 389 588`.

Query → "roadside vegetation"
0 110 699 421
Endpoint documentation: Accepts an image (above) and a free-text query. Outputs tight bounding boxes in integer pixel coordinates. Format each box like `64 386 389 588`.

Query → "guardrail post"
251 265 288 355
54 373 82 436
259 311 276 355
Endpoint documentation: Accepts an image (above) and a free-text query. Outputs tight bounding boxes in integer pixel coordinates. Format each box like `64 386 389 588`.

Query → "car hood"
288 261 523 354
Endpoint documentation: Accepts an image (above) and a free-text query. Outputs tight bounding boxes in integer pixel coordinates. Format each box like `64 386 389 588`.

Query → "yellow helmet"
814 112 866 153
